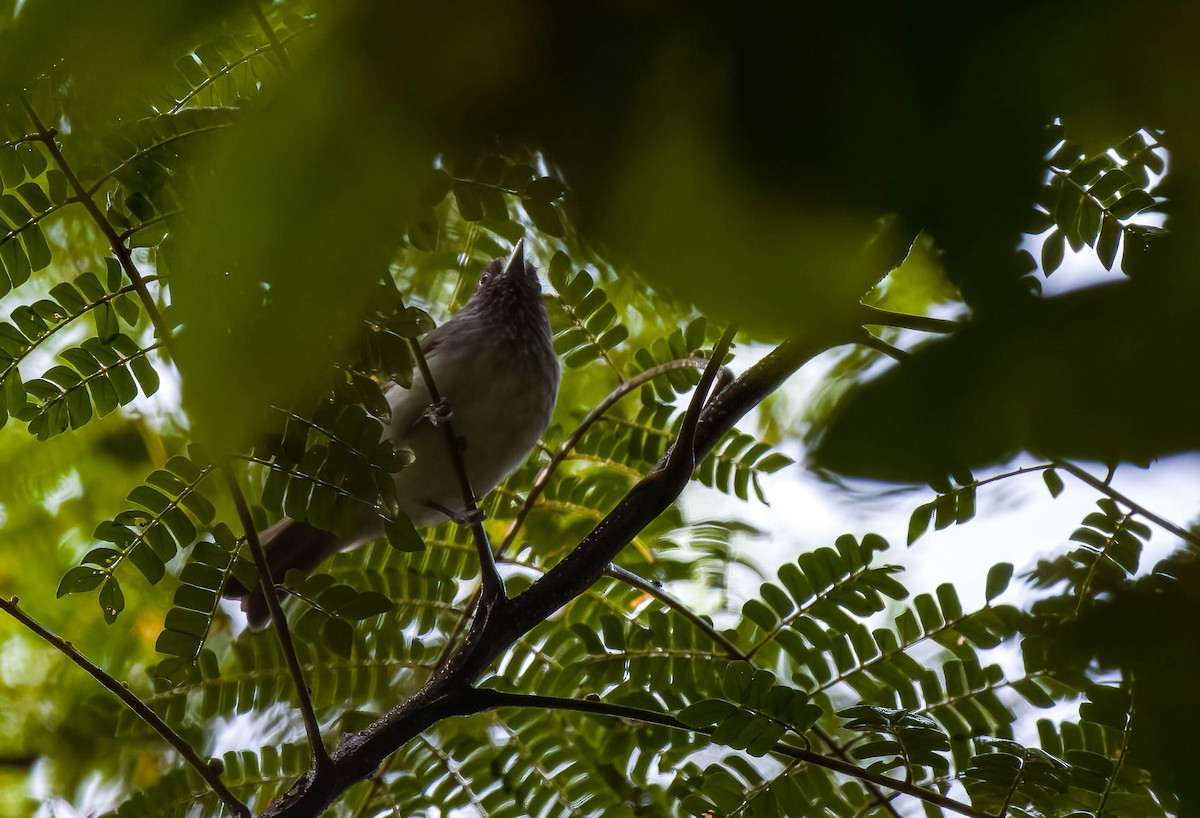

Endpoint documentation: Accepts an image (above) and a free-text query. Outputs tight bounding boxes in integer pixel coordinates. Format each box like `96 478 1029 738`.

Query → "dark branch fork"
260 328 881 817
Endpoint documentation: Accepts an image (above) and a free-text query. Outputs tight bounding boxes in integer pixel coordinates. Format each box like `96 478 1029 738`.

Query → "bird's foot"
426 501 486 526
423 397 453 427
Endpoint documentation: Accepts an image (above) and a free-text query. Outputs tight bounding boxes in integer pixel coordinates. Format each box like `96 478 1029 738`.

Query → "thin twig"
19 96 175 348
221 465 333 776
859 331 910 362
671 325 738 470
248 0 293 70
477 690 991 818
406 337 504 604
603 564 745 658
1052 459 1200 548
858 304 963 334
498 356 718 558
0 597 250 818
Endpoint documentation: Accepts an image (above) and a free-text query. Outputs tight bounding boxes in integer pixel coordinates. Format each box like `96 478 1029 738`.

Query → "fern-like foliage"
0 261 151 433
114 743 310 818
2 14 1188 817
1026 497 1151 614
154 523 256 684
0 137 59 291
546 251 629 370
838 705 951 779
678 663 823 757
58 450 218 621
252 400 421 553
1034 125 1167 277
444 150 570 240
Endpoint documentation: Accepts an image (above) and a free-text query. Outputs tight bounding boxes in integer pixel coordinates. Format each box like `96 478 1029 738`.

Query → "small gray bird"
229 239 560 625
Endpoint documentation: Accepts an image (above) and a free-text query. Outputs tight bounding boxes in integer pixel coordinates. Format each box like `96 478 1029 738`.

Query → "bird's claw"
424 397 453 427
458 508 487 526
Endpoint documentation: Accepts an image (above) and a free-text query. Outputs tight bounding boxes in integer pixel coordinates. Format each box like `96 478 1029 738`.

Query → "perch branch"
261 326 857 817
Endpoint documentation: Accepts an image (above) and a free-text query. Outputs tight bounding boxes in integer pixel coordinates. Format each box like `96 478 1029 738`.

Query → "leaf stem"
248 0 293 71
602 563 746 659
858 304 963 334
19 96 175 348
0 596 250 818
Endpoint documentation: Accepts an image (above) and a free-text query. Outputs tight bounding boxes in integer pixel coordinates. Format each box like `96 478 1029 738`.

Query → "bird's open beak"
502 238 526 278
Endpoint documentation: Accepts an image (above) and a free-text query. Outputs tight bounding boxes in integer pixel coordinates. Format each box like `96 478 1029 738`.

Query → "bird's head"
475 238 540 298
462 238 547 326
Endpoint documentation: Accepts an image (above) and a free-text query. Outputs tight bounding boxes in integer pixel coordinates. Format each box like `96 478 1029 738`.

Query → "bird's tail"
223 518 340 627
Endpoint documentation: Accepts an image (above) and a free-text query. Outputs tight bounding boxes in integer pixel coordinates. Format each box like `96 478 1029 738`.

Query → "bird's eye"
478 272 490 284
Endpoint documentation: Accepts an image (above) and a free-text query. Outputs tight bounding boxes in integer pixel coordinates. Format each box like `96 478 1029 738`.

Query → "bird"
226 239 560 625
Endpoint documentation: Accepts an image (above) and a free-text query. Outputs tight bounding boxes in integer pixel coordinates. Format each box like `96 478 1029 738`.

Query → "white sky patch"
41 469 82 516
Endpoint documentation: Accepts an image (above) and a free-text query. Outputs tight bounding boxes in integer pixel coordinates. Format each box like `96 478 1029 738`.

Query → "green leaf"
907 502 933 545
984 563 1013 602
524 176 565 202
1109 189 1155 219
16 182 51 213
22 225 52 272
522 198 565 237
722 661 754 701
677 698 738 729
1041 229 1065 276
0 146 23 188
322 616 354 658
334 590 394 620
384 514 424 552
57 566 106 596
156 629 202 659
1043 468 1064 498
98 577 125 623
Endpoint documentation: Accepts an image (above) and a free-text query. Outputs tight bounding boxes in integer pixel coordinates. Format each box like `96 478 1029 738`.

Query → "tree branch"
1052 459 1200 548
471 690 990 818
473 331 840 666
261 327 856 817
221 465 333 776
0 597 250 818
498 356 718 558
